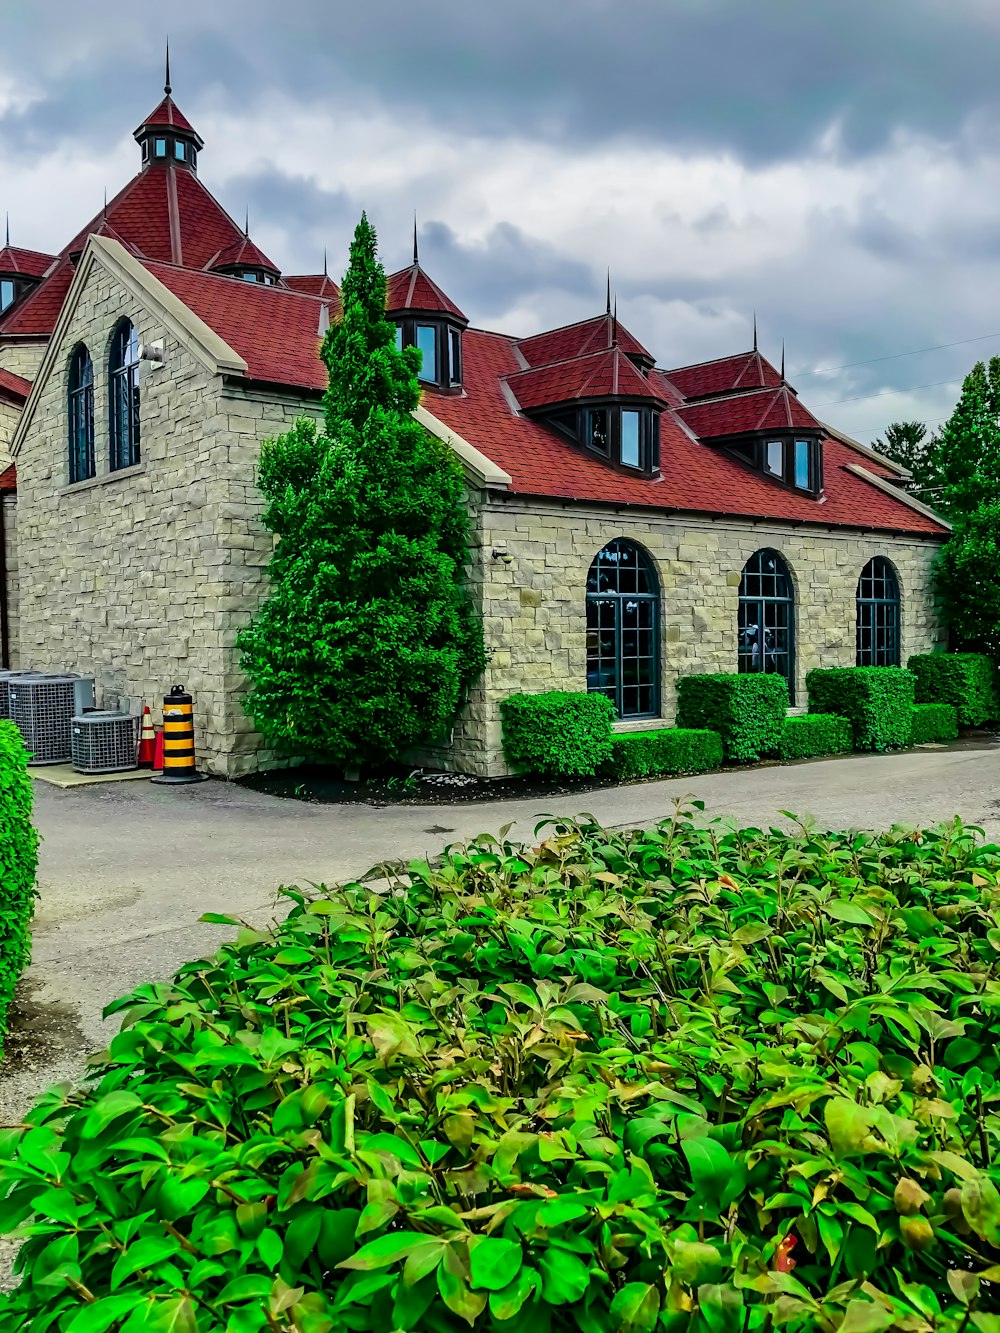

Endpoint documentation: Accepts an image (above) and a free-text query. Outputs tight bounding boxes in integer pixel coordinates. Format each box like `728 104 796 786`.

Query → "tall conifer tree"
238 214 484 765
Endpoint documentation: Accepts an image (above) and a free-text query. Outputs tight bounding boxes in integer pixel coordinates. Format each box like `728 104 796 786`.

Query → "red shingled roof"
0 369 31 404
284 273 341 300
207 235 280 275
677 384 821 438
666 350 783 400
134 95 200 141
143 260 331 391
517 313 653 368
386 263 466 321
0 465 16 494
0 246 55 280
507 346 667 411
423 330 946 537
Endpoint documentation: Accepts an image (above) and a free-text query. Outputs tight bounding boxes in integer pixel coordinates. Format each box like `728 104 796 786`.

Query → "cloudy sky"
4 0 1000 443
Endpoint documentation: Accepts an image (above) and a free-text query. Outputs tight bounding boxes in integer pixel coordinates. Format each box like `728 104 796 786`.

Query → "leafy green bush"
908 652 999 727
675 672 787 762
0 722 36 1056
909 702 960 745
500 691 614 777
778 712 853 761
807 665 915 751
5 809 1000 1331
605 727 722 781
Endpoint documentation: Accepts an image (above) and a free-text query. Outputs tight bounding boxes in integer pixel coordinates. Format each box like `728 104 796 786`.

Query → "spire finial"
780 340 786 382
606 269 611 316
244 206 250 237
323 246 328 278
753 310 758 352
103 188 108 222
4 214 8 248
612 296 618 349
413 212 419 266
165 39 172 96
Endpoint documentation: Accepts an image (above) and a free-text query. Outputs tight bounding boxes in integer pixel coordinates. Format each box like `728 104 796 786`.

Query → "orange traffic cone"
151 727 164 774
137 707 156 767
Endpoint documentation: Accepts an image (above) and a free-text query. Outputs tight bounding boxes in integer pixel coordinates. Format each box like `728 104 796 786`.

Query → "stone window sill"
59 463 146 497
612 717 670 734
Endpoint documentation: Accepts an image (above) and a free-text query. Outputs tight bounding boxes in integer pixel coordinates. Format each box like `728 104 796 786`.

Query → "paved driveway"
2 738 999 1123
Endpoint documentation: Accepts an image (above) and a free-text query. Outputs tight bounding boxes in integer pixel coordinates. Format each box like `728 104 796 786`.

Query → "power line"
812 377 964 409
794 330 1000 377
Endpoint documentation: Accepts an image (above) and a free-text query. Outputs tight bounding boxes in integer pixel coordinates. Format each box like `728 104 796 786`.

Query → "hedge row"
0 723 38 1056
605 728 723 781
910 701 960 745
908 652 998 727
675 672 787 762
806 665 914 751
779 713 853 761
499 691 615 777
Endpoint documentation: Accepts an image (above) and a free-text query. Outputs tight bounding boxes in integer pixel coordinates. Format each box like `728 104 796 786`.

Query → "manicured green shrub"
3 810 1000 1331
778 712 853 761
908 651 999 727
605 727 723 781
0 722 36 1057
807 665 915 751
675 671 787 762
500 690 614 776
909 701 960 744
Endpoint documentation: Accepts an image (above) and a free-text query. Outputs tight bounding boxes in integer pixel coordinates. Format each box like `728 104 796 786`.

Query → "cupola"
0 222 54 315
386 226 468 391
207 227 281 286
134 51 204 173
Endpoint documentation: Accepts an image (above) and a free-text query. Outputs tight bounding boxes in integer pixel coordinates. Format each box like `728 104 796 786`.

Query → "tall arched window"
67 345 95 484
857 557 900 666
738 549 795 699
109 320 140 471
586 539 660 719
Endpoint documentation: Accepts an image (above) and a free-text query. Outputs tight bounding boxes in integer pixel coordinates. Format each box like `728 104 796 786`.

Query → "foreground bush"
675 671 787 761
5 809 1000 1331
0 722 37 1055
807 665 915 751
910 701 960 745
500 690 614 776
605 727 722 781
908 652 999 727
778 712 853 761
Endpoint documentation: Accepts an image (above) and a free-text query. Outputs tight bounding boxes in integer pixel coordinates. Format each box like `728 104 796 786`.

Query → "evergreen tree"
935 358 1000 517
237 214 484 766
871 420 939 492
935 503 1000 659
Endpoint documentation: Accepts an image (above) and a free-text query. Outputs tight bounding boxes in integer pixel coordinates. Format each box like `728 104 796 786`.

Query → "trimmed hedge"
675 672 788 762
606 727 723 782
807 666 915 751
500 690 614 777
909 701 960 745
778 712 853 761
0 722 37 1055
908 651 998 727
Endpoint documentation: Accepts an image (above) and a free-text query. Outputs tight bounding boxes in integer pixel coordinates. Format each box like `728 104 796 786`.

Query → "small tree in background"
238 213 484 767
934 358 1000 517
871 419 939 492
935 503 1000 659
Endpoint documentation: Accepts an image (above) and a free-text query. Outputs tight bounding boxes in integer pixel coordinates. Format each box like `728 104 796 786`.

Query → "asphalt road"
2 737 999 1125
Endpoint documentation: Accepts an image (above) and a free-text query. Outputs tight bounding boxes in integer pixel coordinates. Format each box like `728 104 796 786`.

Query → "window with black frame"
586 539 659 719
856 556 900 666
738 548 795 699
109 321 140 471
68 345 95 484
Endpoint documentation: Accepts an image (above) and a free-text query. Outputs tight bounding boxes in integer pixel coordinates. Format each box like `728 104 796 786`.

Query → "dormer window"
0 281 13 314
580 404 659 474
724 433 822 495
154 139 167 158
394 316 464 391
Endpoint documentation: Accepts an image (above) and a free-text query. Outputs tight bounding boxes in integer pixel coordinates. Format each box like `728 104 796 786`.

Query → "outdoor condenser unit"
71 711 139 775
0 670 36 722
9 674 96 765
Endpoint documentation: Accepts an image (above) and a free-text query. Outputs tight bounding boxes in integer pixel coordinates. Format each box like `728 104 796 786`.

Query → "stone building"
1 79 949 778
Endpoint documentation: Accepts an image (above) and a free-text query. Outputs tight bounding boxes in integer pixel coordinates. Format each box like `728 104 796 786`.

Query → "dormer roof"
134 95 203 149
0 246 55 280
284 273 341 300
385 262 466 321
207 235 281 277
506 345 668 412
666 349 783 400
517 313 653 369
677 382 821 439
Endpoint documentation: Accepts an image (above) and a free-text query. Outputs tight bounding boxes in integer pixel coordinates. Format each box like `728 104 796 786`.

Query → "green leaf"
824 1098 873 1159
538 1248 590 1305
437 1246 488 1326
338 1231 434 1271
469 1236 523 1292
110 1235 181 1290
824 900 874 926
839 1298 895 1333
216 1274 274 1304
82 1090 143 1140
681 1137 734 1205
489 1267 539 1322
610 1282 661 1333
66 1295 146 1333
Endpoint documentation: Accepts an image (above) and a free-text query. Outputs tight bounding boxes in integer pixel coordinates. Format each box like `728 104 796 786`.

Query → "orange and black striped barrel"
151 685 207 785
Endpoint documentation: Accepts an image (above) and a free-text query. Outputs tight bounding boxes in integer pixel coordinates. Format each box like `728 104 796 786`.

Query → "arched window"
109 320 140 471
738 549 795 699
67 345 95 484
857 557 900 666
586 539 660 719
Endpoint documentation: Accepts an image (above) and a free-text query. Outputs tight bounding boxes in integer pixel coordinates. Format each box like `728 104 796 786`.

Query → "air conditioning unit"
71 712 139 775
9 675 96 765
0 670 37 722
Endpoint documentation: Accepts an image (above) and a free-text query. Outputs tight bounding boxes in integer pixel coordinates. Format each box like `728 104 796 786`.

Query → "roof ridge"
506 343 624 380
667 348 768 375
141 257 331 305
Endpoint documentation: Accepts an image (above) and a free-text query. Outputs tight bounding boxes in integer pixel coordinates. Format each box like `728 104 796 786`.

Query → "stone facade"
0 342 45 384
432 492 946 777
14 256 321 776
1 496 17 668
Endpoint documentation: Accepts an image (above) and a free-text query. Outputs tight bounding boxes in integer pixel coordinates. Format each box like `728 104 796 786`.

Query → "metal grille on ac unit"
71 712 139 774
0 670 36 722
8 675 96 765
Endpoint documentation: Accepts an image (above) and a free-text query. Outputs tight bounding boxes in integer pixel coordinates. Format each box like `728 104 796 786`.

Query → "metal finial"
780 340 786 382
753 310 758 352
606 269 611 316
103 188 108 221
165 39 172 96
413 213 419 265
244 207 250 237
612 296 618 349
4 214 8 248
323 246 328 278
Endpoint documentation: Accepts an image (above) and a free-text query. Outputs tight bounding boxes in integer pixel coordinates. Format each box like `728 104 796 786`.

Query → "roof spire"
323 246 328 278
164 39 171 96
413 212 419 266
753 309 758 352
4 214 8 248
780 340 786 382
612 296 618 349
244 206 250 237
103 188 108 222
606 269 611 316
